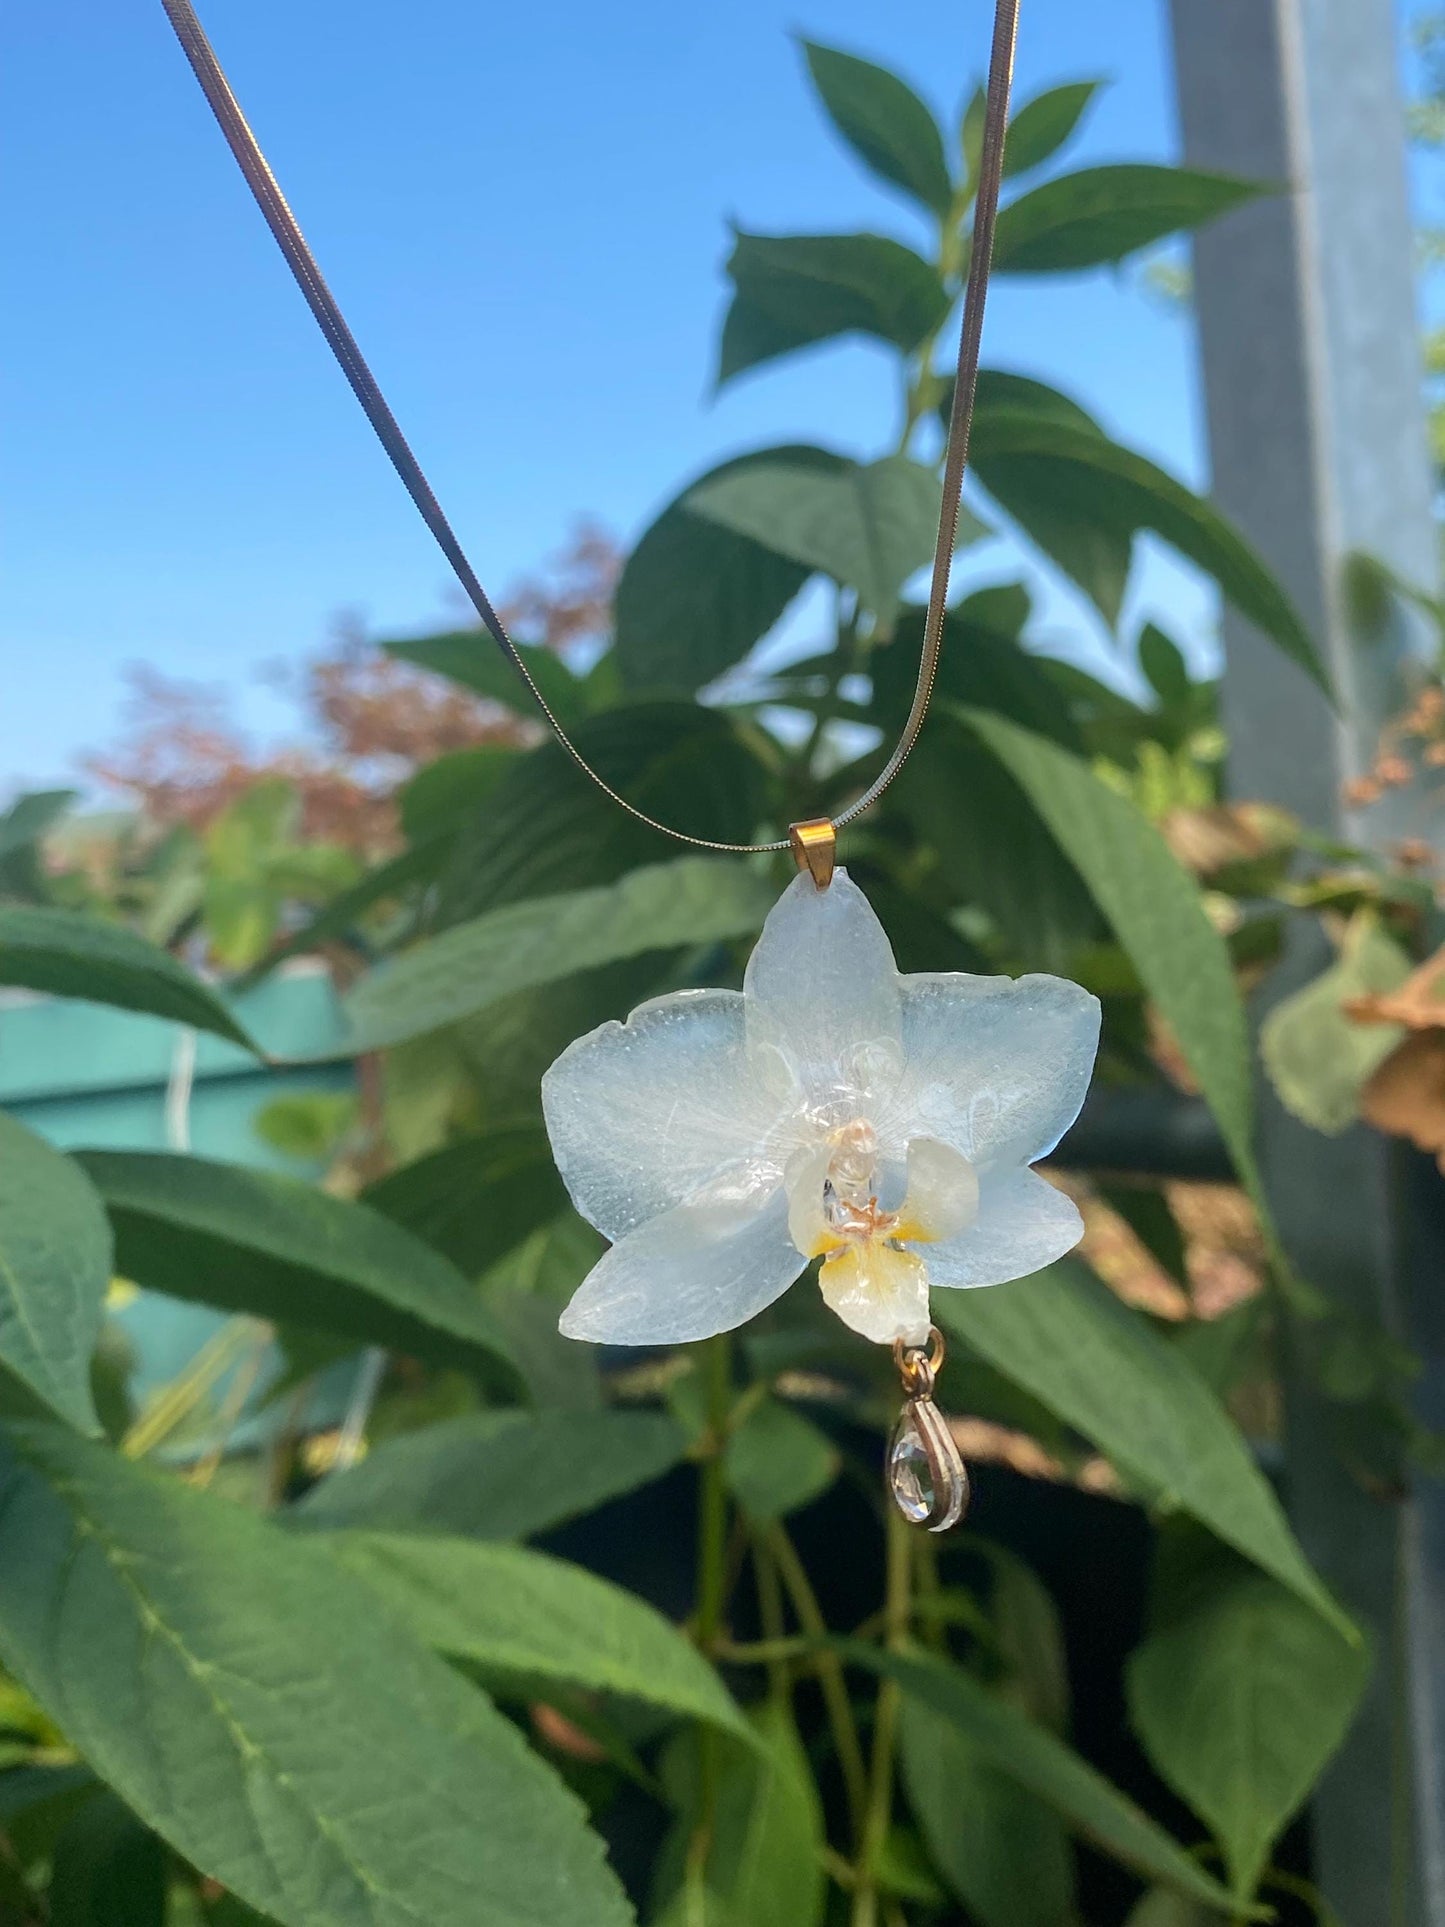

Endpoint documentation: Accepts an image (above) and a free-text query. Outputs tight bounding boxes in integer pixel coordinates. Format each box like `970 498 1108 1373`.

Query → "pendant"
889 1326 969 1532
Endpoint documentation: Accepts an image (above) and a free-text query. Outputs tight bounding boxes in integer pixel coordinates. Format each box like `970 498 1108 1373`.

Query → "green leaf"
253 1091 357 1162
381 629 587 725
0 1422 631 1927
293 1408 687 1539
895 718 1103 971
234 838 447 990
0 905 258 1052
1260 915 1410 1133
966 410 1328 693
1140 624 1193 713
1002 81 1103 179
967 382 1131 626
0 789 75 864
0 1116 109 1434
964 712 1257 1190
327 1532 747 1738
900 1696 1076 1927
687 454 985 632
1127 1527 1370 1899
874 594 1083 751
1126 1897 1219 1927
719 231 949 387
799 40 952 216
615 447 847 690
723 1398 839 1522
48 1792 165 1927
993 164 1260 272
436 703 767 920
362 1125 567 1278
341 857 776 1052
398 747 518 843
655 1701 824 1927
933 1259 1344 1628
847 1645 1242 1914
73 1150 520 1395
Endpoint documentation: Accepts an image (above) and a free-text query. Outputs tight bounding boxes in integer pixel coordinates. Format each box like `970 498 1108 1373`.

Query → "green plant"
0 34 1412 1927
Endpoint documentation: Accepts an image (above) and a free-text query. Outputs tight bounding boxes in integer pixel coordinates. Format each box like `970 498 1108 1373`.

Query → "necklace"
158 0 1100 1533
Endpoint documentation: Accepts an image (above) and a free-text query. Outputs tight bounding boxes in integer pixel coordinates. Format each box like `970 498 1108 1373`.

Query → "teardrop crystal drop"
888 1405 935 1523
888 1398 969 1533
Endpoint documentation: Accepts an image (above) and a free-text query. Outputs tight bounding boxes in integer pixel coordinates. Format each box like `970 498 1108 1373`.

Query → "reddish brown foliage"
83 524 621 855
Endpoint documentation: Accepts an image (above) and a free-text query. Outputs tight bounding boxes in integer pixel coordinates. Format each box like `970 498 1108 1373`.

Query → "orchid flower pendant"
541 866 1100 1528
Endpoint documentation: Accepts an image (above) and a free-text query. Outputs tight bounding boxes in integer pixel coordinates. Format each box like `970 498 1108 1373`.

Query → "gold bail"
789 818 836 890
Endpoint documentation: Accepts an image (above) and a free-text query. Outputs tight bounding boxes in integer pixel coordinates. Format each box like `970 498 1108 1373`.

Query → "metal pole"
1167 2 1443 1919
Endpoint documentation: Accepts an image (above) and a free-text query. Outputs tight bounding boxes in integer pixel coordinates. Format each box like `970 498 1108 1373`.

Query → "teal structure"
0 966 354 1416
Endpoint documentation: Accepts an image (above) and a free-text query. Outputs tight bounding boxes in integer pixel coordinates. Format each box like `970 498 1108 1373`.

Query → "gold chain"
158 0 1021 855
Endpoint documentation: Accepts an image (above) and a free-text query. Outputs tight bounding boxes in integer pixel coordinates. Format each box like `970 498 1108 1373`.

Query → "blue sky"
0 1 1292 795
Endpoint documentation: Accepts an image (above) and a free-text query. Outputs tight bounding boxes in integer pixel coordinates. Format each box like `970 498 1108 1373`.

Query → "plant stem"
852 1508 914 1927
766 1521 870 1845
685 1332 735 1910
693 1332 733 1655
751 1537 791 1700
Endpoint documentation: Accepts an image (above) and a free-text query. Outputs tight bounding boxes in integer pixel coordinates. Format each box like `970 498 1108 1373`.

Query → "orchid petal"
785 1142 836 1259
898 1136 979 1243
745 870 903 1109
542 988 781 1241
923 1166 1084 1291
558 1178 801 1345
885 973 1100 1167
819 1242 930 1346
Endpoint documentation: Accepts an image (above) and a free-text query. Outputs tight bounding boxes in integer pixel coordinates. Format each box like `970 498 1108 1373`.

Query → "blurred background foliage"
0 22 1440 1927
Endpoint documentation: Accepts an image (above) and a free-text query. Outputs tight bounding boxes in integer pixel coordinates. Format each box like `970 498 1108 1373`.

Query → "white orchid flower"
542 869 1100 1349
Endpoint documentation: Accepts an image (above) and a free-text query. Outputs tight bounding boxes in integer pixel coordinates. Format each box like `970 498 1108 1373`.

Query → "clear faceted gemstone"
888 1407 935 1524
888 1399 969 1532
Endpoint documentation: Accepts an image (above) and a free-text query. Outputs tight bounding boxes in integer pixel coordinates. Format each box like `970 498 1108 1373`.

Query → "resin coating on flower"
542 870 1100 1348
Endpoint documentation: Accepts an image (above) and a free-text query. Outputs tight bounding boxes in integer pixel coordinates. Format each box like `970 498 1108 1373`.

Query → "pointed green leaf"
901 1696 1076 1927
328 1532 747 1738
1127 1528 1370 1899
1002 81 1103 179
436 703 767 919
895 718 1103 971
845 1645 1243 1915
723 1397 839 1522
615 447 847 690
73 1150 520 1395
993 164 1260 272
719 232 949 386
293 1408 687 1539
966 381 1130 625
381 629 587 725
0 790 75 864
362 1125 566 1277
0 905 258 1051
963 712 1257 1187
933 1259 1343 1628
1140 623 1193 711
687 455 985 630
1126 1897 1218 1927
0 1423 631 1927
340 857 776 1052
655 1702 824 1927
0 1117 108 1434
967 412 1327 690
398 747 518 844
235 837 449 990
800 40 952 215
1260 915 1410 1134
